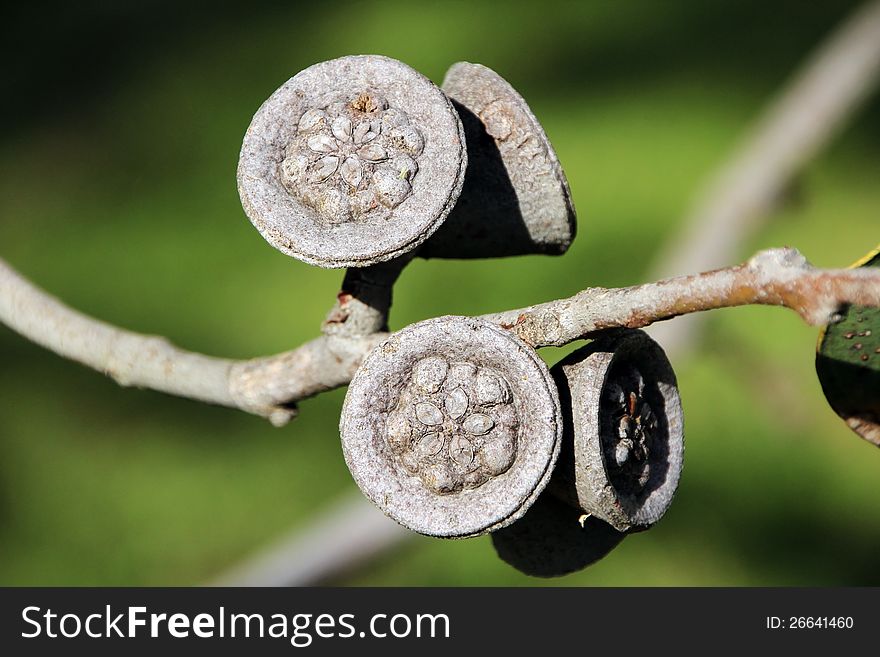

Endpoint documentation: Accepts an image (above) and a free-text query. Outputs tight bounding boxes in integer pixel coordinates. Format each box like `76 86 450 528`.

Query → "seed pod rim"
340 315 563 538
237 54 467 269
419 61 576 259
551 329 684 532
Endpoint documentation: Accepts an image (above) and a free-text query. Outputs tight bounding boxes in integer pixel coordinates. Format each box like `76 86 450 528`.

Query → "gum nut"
412 356 449 393
373 170 412 209
237 54 466 268
445 388 469 419
391 154 419 180
340 316 562 538
419 62 576 259
480 431 517 476
314 187 352 224
385 415 411 452
388 125 425 156
548 329 684 533
476 369 511 405
297 108 326 131
447 362 478 387
280 154 309 183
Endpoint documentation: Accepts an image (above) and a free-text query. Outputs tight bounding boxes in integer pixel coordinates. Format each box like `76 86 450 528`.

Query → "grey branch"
3 247 878 427
648 0 880 353
0 258 236 408
0 256 383 426
487 247 880 348
228 333 388 426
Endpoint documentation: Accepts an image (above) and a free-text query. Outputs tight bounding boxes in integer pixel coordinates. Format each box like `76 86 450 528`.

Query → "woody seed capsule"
340 316 562 538
238 55 467 268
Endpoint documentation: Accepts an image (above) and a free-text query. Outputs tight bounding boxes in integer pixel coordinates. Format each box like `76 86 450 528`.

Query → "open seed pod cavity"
550 329 684 532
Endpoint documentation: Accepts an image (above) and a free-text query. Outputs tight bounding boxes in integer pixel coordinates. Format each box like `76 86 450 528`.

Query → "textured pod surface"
491 494 625 578
419 62 576 259
341 316 562 538
550 330 684 532
238 55 467 268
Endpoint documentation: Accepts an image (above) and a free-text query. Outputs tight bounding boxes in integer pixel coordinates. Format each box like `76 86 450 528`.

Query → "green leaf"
816 246 880 446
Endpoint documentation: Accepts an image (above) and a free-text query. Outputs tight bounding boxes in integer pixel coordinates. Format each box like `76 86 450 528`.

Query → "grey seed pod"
549 329 684 533
340 316 562 538
238 55 467 268
491 494 625 578
418 62 576 259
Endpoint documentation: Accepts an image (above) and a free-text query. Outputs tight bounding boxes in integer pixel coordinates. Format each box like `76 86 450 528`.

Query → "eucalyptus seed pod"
340 316 562 538
419 62 576 259
238 55 467 268
550 329 684 532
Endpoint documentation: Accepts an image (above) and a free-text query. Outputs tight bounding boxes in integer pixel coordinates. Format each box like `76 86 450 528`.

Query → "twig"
228 333 388 426
0 256 383 426
489 247 880 347
4 248 878 429
648 0 880 353
0 258 238 410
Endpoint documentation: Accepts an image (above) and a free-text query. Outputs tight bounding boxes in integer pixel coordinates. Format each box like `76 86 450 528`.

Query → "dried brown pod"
550 329 684 533
340 316 562 538
238 55 467 268
419 62 576 259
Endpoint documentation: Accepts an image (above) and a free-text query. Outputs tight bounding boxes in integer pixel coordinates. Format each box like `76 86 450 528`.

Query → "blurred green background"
1 0 878 586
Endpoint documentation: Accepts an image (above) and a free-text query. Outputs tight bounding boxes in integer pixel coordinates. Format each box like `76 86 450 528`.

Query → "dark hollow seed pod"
238 55 467 269
340 316 562 538
549 329 684 533
419 61 576 260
